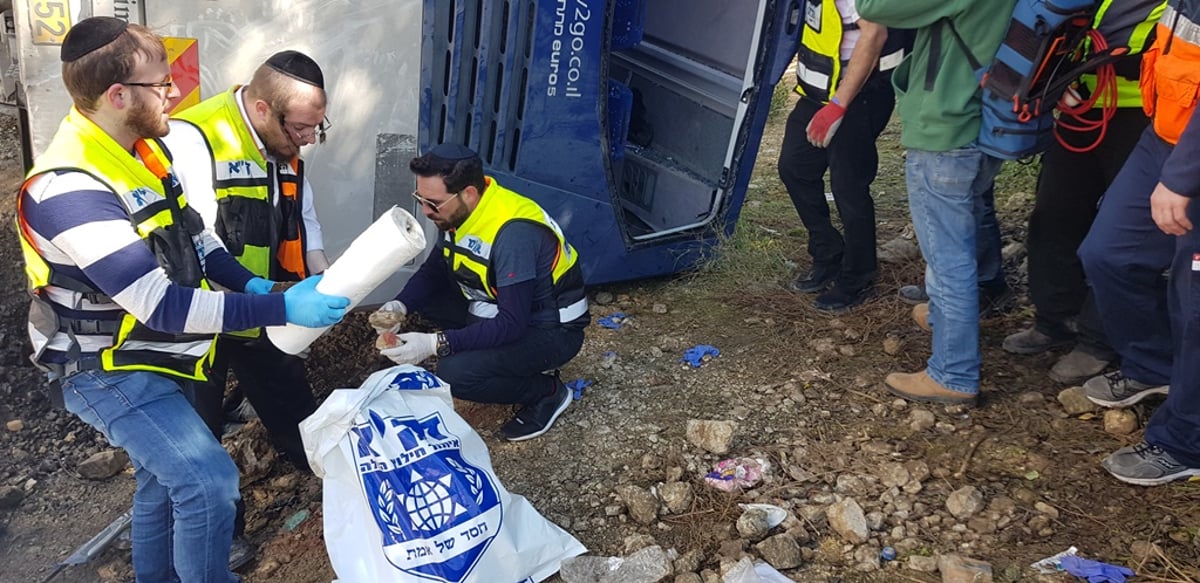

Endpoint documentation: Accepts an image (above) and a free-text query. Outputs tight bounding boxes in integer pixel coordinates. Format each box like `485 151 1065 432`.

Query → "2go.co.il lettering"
546 0 591 98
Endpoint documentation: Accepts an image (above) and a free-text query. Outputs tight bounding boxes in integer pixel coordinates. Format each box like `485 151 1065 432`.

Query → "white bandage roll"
267 206 427 355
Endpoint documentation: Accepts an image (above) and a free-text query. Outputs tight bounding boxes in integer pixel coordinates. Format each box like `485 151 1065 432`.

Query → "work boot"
884 370 977 406
912 303 930 332
499 375 571 441
1048 347 1111 384
814 285 872 313
1002 326 1074 355
1084 371 1168 408
789 264 840 294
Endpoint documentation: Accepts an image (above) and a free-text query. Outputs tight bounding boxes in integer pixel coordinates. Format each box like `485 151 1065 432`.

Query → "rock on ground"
945 485 985 520
616 484 660 525
827 497 869 544
938 554 993 583
561 545 674 583
78 449 130 480
755 533 802 569
685 419 737 454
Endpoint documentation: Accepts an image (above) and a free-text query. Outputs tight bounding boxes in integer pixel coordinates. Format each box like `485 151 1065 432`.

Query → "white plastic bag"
300 365 585 583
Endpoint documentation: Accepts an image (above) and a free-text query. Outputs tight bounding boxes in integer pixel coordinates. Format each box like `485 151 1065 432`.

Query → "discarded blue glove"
1060 556 1135 583
283 275 351 328
566 379 593 400
680 344 720 368
598 312 627 330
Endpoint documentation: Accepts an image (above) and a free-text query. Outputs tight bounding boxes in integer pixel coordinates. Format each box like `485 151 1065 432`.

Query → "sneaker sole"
897 294 927 306
1086 385 1169 408
505 395 571 442
1106 467 1200 487
884 384 978 407
1001 339 1073 355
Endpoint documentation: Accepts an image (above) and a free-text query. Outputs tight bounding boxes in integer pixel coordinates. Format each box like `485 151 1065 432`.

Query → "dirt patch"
1 95 1199 583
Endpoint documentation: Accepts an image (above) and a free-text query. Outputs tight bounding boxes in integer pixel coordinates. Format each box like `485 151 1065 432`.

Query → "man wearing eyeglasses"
372 144 590 441
159 50 333 566
17 18 349 581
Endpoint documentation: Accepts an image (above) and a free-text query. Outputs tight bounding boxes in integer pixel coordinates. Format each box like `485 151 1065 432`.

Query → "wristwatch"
435 331 451 357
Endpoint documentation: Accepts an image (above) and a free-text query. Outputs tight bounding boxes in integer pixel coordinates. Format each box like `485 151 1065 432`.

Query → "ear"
104 83 128 111
253 98 272 121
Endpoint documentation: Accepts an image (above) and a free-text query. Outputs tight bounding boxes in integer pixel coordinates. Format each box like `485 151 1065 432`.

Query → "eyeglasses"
279 114 332 145
123 79 175 92
411 189 461 212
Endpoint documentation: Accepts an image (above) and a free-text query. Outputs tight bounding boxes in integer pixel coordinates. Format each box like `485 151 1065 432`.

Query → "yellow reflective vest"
17 108 216 381
442 178 588 326
174 87 310 282
795 0 849 103
1080 0 1166 108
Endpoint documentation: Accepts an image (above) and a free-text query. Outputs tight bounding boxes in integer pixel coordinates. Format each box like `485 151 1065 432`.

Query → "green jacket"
857 0 1017 151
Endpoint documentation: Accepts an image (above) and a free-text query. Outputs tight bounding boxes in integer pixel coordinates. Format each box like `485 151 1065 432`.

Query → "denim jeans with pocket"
62 370 240 583
906 145 1003 393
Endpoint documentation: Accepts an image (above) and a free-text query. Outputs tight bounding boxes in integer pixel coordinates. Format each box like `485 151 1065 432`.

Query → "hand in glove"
369 300 408 334
244 277 275 295
380 332 437 365
282 275 350 328
806 98 846 148
1059 556 1135 583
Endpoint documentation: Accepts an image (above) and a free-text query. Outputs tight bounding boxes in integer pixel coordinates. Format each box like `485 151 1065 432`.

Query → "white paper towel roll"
267 206 427 355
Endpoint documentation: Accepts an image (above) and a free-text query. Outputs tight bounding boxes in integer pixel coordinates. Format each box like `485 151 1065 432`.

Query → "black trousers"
777 74 895 292
1027 107 1148 352
417 292 585 406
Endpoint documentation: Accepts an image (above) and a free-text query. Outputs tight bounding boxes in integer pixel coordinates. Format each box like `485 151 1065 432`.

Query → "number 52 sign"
29 0 71 45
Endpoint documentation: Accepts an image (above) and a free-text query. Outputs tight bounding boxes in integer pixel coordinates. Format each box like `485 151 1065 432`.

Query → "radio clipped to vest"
933 0 1130 160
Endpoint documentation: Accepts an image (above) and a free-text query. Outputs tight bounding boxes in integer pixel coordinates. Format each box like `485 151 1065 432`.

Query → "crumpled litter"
680 344 720 368
704 457 768 492
1031 546 1079 574
566 379 592 401
722 557 792 583
1060 555 1135 583
598 312 627 329
737 503 787 528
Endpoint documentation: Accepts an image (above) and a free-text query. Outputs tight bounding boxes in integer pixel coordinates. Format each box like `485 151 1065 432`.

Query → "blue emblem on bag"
386 369 444 391
351 409 502 582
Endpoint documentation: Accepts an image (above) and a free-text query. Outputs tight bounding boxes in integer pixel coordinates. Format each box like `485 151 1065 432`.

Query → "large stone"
674 574 702 583
686 420 737 454
938 554 993 583
755 533 802 570
1104 409 1139 435
908 555 939 572
736 507 771 541
945 486 985 520
78 449 130 480
878 237 922 264
561 545 674 583
827 497 869 544
6 419 24 432
1057 386 1099 415
616 485 660 525
878 462 911 488
660 482 694 515
909 409 936 431
0 485 24 509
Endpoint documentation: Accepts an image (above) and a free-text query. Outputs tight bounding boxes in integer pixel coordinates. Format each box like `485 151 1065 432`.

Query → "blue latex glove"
283 275 350 328
566 379 593 400
244 277 275 295
1060 556 1135 583
680 344 720 367
598 312 627 330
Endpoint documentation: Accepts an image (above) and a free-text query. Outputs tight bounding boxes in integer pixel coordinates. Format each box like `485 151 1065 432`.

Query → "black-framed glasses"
279 114 332 145
411 189 460 212
123 79 174 91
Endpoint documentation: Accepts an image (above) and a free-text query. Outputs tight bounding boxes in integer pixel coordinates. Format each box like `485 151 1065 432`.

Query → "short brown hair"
62 23 166 113
244 63 327 117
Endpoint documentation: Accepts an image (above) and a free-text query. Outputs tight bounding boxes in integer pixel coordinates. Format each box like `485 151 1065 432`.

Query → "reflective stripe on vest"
1081 0 1165 109
1142 3 1200 145
794 0 846 103
174 87 309 281
441 178 588 325
20 108 216 381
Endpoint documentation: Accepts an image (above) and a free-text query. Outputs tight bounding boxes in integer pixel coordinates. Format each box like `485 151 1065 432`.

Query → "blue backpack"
932 1 1125 160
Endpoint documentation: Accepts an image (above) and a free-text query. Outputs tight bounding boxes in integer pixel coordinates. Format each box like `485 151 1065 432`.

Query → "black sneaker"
499 377 571 442
789 264 840 294
1104 442 1200 486
1001 326 1074 355
814 285 873 313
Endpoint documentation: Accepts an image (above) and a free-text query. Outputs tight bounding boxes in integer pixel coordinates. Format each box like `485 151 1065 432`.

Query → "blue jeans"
62 370 240 583
906 146 1004 393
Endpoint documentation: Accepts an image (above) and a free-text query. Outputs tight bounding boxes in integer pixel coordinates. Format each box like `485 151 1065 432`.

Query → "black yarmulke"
428 143 478 161
61 17 127 63
265 50 325 89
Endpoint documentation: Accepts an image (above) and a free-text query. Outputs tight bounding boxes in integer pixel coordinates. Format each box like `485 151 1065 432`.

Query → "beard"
434 203 470 231
262 127 300 160
126 92 169 138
